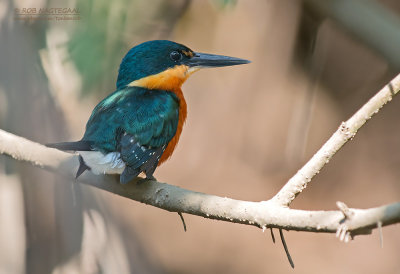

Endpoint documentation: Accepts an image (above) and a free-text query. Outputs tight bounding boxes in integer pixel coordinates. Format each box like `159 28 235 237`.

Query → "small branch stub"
336 201 354 220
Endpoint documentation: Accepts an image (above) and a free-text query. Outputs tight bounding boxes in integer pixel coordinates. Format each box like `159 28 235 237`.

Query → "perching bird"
47 40 250 184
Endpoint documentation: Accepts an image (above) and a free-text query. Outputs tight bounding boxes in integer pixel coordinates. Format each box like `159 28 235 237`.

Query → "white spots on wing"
159 113 165 118
140 146 146 152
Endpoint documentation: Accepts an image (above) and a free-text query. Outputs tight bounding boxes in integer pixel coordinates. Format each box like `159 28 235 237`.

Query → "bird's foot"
136 175 157 185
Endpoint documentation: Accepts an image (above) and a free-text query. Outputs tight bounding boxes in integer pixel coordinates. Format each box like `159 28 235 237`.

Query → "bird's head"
116 40 250 91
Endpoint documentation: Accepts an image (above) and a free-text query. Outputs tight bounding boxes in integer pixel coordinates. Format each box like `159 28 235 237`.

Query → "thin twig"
377 221 383 248
279 229 294 269
178 212 187 232
270 228 276 243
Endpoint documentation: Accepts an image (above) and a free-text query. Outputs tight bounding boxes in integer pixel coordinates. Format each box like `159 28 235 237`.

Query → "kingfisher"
47 40 250 184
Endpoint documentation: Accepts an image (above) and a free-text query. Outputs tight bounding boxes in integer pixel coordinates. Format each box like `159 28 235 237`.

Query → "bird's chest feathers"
158 86 187 165
128 65 198 91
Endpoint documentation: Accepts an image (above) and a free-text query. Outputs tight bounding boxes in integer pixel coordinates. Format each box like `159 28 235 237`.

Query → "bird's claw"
136 175 157 185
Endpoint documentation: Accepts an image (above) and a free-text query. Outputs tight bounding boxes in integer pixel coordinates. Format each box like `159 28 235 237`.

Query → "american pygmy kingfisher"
48 40 250 184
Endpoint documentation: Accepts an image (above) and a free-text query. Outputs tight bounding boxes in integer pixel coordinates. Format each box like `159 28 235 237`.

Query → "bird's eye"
170 51 182 62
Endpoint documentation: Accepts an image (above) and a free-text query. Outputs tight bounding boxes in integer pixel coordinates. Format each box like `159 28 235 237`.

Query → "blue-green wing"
82 87 179 153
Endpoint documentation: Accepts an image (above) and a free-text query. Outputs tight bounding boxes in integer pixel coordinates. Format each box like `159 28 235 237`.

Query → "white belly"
79 151 126 175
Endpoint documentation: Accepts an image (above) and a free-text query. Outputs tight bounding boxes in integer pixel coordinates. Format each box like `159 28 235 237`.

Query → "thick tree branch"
1 74 400 238
0 129 399 238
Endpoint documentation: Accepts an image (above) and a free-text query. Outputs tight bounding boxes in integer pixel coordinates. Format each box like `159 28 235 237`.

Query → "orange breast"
158 87 187 165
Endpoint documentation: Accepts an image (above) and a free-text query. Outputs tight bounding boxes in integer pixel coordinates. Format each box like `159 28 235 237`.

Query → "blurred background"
1 0 400 273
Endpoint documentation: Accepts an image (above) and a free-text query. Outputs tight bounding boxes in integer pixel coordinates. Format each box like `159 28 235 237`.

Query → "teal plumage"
78 86 179 183
83 87 179 153
116 40 193 90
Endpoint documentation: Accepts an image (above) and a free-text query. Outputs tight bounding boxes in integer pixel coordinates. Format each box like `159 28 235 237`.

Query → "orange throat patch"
128 65 199 91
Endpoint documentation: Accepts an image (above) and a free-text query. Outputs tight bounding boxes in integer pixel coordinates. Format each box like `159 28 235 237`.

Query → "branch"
0 135 398 237
1 74 400 238
272 74 400 206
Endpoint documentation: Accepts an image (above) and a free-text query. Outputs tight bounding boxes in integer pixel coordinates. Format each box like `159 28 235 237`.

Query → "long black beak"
184 52 250 68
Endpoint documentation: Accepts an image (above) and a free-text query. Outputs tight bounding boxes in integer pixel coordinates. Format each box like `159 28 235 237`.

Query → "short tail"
46 140 94 151
76 155 91 179
46 141 93 179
